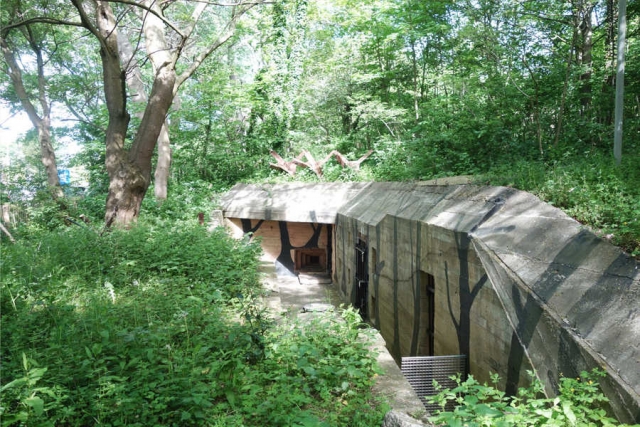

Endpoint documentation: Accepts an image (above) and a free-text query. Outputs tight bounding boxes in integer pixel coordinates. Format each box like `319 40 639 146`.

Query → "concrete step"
298 272 332 285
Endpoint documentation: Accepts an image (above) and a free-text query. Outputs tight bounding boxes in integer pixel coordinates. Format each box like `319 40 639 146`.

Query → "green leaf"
225 390 236 407
21 353 29 371
25 396 44 416
474 403 504 417
562 401 577 425
0 377 27 392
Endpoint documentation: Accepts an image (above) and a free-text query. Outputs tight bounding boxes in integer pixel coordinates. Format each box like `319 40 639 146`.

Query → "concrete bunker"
221 182 640 423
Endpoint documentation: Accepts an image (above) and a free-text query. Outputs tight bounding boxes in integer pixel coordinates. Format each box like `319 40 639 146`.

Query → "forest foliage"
0 223 386 426
2 0 639 251
1 0 640 424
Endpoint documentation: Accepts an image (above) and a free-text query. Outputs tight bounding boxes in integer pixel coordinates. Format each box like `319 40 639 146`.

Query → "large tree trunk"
104 64 176 225
105 159 147 227
83 0 176 226
116 23 173 202
68 0 255 226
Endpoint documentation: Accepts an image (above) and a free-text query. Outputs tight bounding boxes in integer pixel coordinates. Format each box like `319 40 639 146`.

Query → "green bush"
0 226 385 426
428 369 636 427
480 152 640 257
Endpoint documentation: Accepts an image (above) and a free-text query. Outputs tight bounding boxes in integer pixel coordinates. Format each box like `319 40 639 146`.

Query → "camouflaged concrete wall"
222 182 640 423
332 184 639 424
334 215 535 398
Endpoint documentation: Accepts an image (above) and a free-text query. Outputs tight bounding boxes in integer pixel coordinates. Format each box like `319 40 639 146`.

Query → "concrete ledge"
371 332 431 425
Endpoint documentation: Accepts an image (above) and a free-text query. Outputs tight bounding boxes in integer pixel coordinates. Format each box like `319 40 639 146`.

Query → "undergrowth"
479 151 640 257
0 225 385 426
428 369 638 427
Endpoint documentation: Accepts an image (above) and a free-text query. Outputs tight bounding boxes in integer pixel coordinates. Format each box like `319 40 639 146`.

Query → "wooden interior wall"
226 218 330 274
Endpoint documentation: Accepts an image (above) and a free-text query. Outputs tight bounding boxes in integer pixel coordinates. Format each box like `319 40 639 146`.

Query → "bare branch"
333 150 373 171
106 0 186 38
184 2 208 40
188 0 272 5
62 93 107 134
292 150 337 177
1 18 84 37
269 150 303 176
175 1 262 90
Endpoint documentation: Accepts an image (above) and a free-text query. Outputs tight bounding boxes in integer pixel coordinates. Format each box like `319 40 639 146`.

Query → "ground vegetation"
0 218 386 426
1 0 640 424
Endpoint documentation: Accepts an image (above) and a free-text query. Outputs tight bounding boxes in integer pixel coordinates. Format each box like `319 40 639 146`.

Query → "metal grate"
401 355 467 413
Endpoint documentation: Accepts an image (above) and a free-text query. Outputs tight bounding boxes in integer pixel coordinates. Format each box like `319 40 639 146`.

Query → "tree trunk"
91 0 134 226
68 0 255 226
601 0 617 126
574 0 595 114
105 159 147 227
142 0 175 202
38 118 64 198
116 24 173 202
85 0 176 226
555 29 577 146
614 0 627 165
1 34 63 200
154 122 172 200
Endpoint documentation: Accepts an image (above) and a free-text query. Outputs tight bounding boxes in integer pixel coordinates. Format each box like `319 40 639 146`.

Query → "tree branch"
1 18 84 37
188 0 272 5
0 37 43 126
175 2 261 90
106 0 186 38
69 0 103 44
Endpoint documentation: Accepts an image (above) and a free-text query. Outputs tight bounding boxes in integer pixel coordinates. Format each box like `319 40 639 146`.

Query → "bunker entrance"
294 248 327 273
419 271 435 356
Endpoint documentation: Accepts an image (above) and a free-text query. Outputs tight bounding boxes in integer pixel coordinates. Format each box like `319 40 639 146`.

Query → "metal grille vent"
401 355 467 413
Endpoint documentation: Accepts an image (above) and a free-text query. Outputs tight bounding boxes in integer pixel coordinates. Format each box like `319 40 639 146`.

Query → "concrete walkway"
258 261 430 425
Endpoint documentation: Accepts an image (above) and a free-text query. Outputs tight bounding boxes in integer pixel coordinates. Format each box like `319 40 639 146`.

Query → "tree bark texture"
573 0 596 114
614 0 627 165
153 123 172 200
74 0 177 226
116 25 173 202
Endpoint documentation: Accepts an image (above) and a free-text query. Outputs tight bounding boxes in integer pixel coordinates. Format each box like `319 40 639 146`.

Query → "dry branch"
269 149 374 177
269 150 305 176
332 150 373 170
291 150 335 177
0 221 15 243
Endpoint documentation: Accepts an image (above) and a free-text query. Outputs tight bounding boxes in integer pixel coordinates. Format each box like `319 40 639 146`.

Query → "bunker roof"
222 181 640 417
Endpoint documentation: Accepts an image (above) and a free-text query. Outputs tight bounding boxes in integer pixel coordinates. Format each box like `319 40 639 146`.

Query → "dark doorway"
294 248 327 273
355 238 369 320
419 271 435 356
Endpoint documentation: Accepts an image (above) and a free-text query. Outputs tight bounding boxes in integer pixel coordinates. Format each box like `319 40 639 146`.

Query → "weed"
428 369 634 427
0 225 385 426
